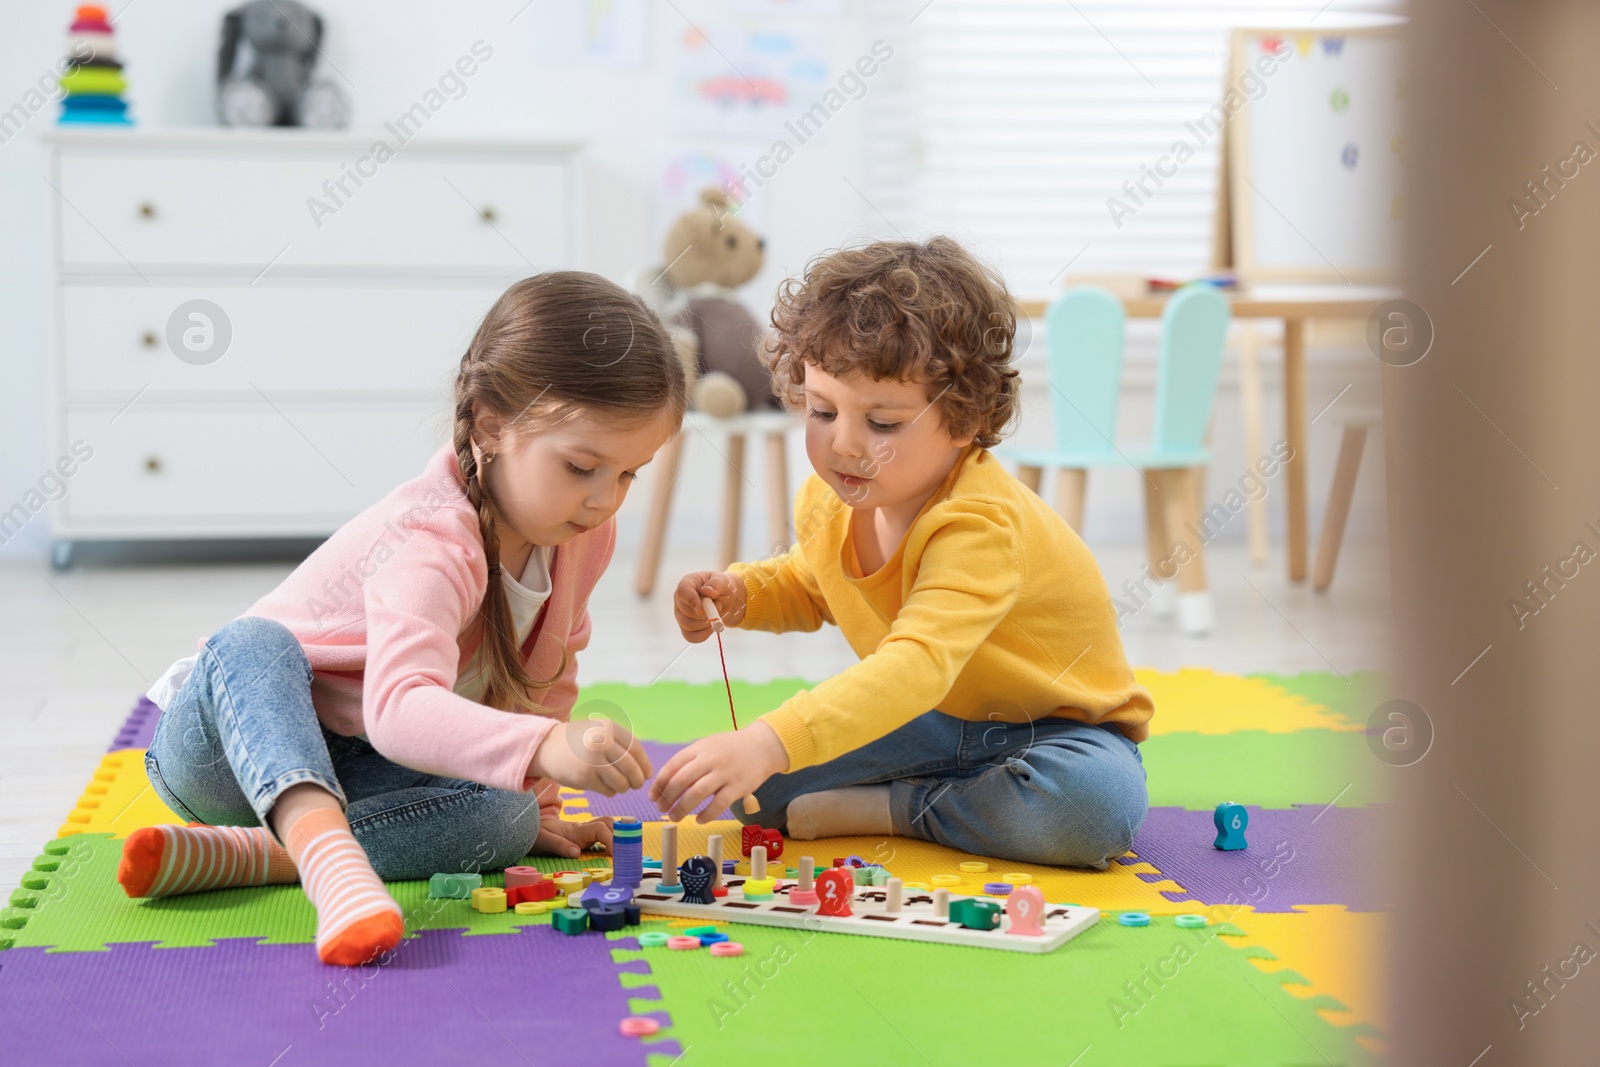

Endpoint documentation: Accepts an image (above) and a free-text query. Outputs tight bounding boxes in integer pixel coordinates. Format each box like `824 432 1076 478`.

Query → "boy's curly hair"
765 236 1021 448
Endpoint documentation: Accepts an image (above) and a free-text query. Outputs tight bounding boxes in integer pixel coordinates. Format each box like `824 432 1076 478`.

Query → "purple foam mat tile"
108 697 161 752
0 928 681 1066
565 741 734 822
1119 805 1386 912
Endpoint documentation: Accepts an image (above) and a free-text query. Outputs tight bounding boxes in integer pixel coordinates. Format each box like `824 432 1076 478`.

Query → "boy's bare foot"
786 786 893 839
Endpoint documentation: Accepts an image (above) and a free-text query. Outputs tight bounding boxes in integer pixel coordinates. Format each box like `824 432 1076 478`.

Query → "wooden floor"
0 537 1390 895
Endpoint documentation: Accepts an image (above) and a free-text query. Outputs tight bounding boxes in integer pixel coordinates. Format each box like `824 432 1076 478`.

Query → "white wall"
0 0 1386 565
0 0 885 559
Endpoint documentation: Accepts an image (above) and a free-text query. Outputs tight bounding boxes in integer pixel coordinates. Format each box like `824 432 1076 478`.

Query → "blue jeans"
737 710 1148 869
144 616 542 881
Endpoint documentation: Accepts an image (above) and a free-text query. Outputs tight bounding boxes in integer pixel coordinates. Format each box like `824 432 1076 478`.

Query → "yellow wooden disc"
471 887 507 913
958 861 989 873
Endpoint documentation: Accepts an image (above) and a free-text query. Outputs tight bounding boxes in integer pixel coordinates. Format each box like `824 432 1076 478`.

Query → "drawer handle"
141 331 157 348
479 206 497 224
138 202 156 220
144 456 162 473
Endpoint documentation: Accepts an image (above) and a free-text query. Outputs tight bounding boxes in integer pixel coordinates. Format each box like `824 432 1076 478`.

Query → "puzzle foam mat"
0 668 1388 1065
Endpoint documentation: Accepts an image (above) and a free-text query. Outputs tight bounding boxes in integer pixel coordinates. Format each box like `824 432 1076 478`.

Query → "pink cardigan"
228 444 613 810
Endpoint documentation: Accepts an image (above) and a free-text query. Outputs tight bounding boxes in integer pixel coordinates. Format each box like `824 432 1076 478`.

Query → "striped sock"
117 822 297 898
282 807 404 966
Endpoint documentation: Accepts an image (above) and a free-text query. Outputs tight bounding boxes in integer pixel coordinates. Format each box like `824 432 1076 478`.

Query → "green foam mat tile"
591 676 1387 810
577 679 815 743
614 915 1380 1066
1142 729 1386 809
1248 670 1389 729
586 671 1380 745
1 834 610 954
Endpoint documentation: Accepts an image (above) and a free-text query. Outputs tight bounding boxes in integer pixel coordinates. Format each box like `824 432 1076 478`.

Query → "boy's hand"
674 570 748 643
533 815 612 860
649 720 789 823
528 720 652 797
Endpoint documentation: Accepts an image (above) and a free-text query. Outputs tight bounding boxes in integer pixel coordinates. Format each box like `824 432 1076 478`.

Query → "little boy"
648 237 1153 868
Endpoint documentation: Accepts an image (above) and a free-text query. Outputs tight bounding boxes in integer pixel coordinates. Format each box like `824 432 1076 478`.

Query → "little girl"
119 272 685 966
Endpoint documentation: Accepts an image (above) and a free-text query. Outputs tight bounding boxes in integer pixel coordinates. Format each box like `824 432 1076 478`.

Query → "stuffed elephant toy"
217 0 347 128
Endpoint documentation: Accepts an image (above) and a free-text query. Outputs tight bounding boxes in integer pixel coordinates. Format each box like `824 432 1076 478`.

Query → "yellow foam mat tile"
630 819 1195 914
58 749 184 840
557 787 591 820
1136 667 1361 735
1217 904 1389 1054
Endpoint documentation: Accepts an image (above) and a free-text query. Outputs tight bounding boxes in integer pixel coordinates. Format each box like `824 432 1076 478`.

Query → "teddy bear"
646 188 777 419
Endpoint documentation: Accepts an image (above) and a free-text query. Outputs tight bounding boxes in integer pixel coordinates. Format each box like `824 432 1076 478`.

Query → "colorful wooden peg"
949 898 1002 931
1213 802 1249 850
790 854 819 905
1005 885 1045 936
740 824 784 860
707 833 724 892
578 882 633 909
470 886 507 913
657 823 681 891
814 867 854 916
502 866 544 890
552 907 589 935
506 881 558 906
679 856 717 904
428 872 481 899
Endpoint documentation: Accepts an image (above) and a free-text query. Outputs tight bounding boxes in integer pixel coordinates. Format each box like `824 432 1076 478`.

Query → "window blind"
864 0 1404 299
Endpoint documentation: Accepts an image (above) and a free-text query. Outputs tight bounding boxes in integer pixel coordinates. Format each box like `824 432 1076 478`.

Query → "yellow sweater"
731 445 1155 772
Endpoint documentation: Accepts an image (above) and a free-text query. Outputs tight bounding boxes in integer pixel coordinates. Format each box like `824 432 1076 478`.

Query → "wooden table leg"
720 434 746 569
1313 424 1368 592
764 431 789 556
1054 469 1087 531
635 428 685 597
1283 317 1308 582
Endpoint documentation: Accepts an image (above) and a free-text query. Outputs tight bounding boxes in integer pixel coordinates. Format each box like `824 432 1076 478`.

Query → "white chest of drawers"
40 128 580 567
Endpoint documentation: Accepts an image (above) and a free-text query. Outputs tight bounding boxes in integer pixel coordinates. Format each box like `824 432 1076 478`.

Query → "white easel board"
1227 25 1404 283
632 873 1101 954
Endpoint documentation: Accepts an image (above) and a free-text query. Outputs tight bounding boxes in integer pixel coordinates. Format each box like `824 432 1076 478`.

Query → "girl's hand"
649 720 789 823
673 570 748 643
528 720 652 797
533 815 612 860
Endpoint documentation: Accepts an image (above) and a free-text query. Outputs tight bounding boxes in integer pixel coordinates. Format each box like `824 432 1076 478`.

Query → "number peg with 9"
1005 885 1045 936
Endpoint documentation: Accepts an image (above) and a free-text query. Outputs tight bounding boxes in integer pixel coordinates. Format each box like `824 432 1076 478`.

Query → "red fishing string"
714 628 739 731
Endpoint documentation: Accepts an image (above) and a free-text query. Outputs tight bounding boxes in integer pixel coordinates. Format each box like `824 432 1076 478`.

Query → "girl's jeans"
737 709 1148 869
144 616 541 881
